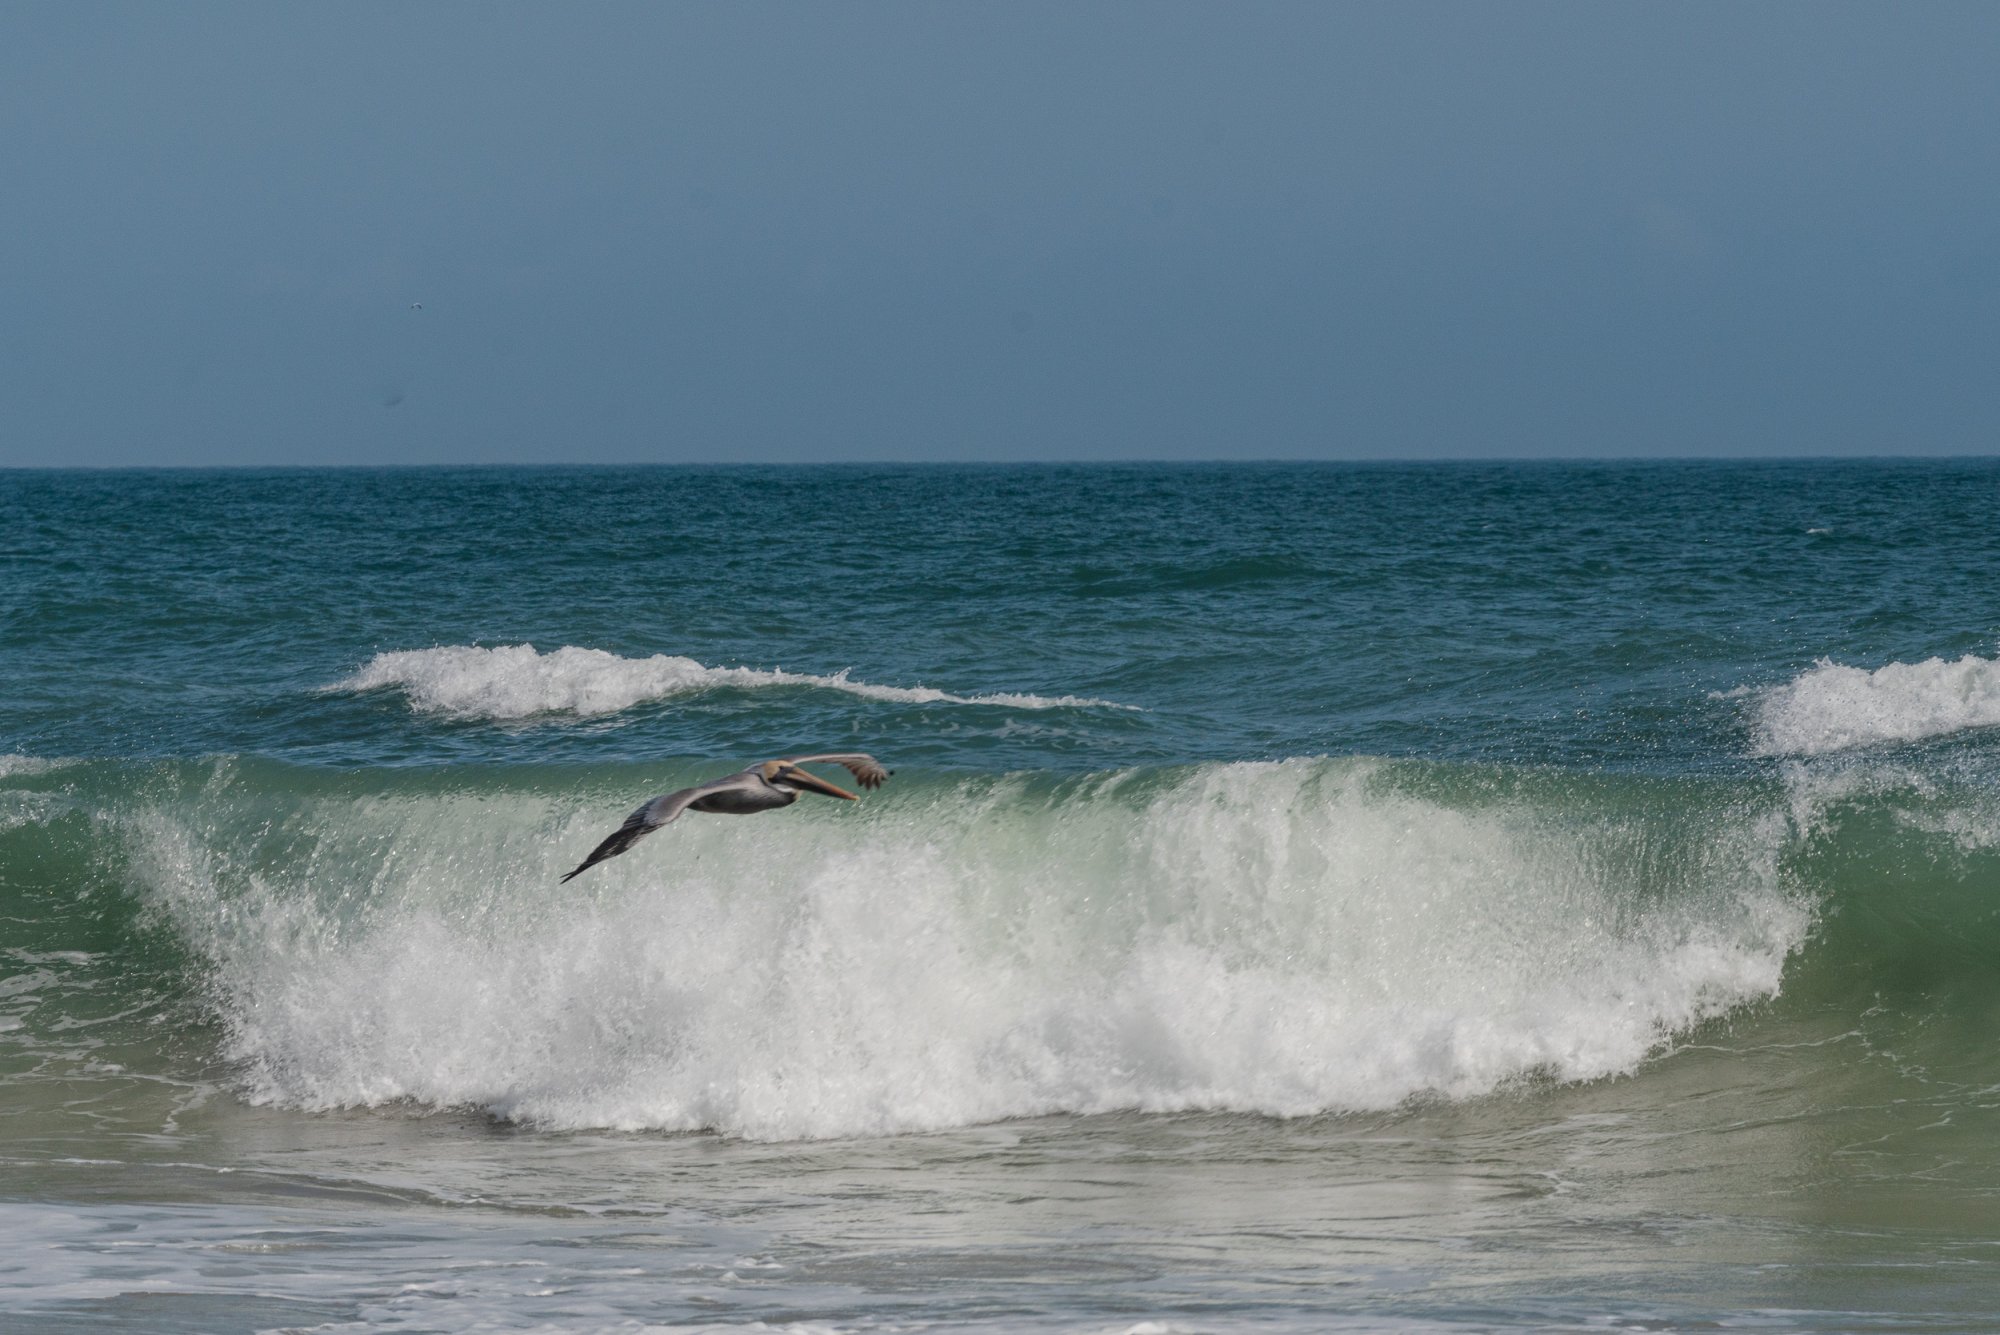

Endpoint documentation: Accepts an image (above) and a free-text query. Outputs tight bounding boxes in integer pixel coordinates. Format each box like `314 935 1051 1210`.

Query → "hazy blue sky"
3 3 1995 465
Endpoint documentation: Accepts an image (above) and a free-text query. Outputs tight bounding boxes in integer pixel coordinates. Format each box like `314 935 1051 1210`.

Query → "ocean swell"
328 643 1134 719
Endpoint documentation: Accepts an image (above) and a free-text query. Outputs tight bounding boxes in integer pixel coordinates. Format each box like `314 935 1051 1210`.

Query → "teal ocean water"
4 461 2000 1332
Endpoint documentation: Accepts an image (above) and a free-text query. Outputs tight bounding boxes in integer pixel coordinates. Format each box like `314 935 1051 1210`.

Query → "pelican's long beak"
780 766 859 800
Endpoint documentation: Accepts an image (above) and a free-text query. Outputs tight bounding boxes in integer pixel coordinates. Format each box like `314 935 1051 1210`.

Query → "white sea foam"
328 644 1133 718
127 758 1807 1141
1750 654 2000 756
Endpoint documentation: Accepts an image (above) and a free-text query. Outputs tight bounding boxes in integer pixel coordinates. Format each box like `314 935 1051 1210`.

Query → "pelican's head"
761 760 859 800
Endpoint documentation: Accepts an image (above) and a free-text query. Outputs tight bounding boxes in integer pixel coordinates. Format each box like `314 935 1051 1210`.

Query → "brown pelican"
559 754 890 883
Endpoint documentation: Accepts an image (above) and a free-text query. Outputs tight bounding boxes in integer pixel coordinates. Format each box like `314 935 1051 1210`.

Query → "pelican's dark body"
689 782 797 815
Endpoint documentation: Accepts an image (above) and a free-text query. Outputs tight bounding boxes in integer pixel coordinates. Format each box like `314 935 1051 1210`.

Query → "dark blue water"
5 461 1995 770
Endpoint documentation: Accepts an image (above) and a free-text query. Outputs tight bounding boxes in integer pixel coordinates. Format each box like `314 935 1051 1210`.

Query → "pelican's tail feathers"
559 821 649 883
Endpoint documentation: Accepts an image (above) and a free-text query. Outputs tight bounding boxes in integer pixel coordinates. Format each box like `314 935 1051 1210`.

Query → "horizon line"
6 452 2000 473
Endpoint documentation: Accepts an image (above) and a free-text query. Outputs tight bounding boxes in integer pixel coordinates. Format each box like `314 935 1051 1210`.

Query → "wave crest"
1751 653 2000 756
328 644 1134 719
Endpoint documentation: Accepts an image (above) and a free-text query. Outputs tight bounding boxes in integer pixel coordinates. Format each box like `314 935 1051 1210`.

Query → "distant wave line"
324 643 1139 719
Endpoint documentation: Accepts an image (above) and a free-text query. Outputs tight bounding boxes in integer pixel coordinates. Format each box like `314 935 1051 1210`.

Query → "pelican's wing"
779 753 892 789
558 773 750 883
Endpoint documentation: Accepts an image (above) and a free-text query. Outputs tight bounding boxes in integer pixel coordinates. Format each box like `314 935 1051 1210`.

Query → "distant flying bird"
559 754 890 883
409 302 423 310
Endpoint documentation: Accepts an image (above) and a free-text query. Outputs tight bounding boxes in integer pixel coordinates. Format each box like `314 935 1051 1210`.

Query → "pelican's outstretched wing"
778 753 892 789
559 773 750 883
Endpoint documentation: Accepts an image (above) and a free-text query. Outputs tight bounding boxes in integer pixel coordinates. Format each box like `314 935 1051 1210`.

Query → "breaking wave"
33 754 1811 1141
1751 653 2000 756
327 644 1135 719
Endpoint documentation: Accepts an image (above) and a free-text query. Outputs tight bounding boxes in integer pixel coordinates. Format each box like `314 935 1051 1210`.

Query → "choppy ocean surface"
3 461 1999 1333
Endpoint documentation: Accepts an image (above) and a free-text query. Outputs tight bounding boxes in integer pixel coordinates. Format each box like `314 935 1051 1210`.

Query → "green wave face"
21 752 1991 1141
